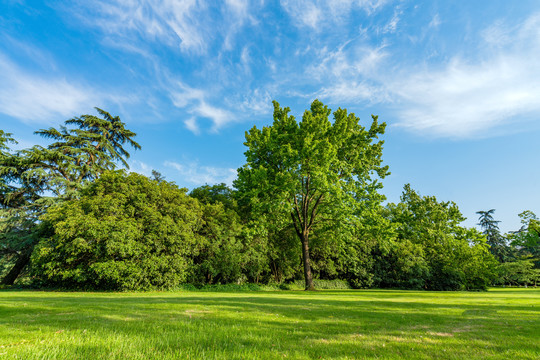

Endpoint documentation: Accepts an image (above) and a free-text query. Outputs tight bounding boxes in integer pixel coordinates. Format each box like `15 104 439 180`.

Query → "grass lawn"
0 288 538 359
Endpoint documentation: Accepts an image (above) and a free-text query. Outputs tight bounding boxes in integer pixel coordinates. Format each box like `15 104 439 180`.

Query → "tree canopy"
33 171 201 290
235 99 388 290
386 185 496 290
1 102 524 291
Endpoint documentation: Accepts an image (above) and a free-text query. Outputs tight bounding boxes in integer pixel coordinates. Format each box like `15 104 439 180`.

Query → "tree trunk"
1 246 33 286
301 233 315 291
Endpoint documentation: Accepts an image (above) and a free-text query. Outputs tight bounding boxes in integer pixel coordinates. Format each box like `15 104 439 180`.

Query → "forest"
1 101 538 291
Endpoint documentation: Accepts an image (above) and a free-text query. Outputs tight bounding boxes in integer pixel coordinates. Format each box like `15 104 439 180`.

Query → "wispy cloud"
382 8 402 34
307 41 390 103
280 0 390 30
164 160 237 186
307 11 540 138
429 14 441 29
237 88 273 114
72 0 253 55
63 1 259 133
78 0 207 54
0 53 102 124
48 0 540 140
388 13 540 138
169 82 234 133
128 160 153 177
184 117 200 135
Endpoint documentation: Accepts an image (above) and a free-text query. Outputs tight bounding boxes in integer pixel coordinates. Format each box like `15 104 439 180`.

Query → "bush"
193 283 262 292
288 279 351 290
32 171 202 290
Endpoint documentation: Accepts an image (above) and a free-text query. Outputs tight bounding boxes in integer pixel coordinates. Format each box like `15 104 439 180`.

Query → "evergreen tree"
476 209 508 262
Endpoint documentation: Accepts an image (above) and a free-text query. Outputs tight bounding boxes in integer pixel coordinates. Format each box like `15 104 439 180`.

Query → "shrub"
289 279 351 290
32 171 202 290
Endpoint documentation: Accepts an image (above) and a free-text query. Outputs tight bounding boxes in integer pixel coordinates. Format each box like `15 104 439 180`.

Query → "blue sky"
1 0 539 232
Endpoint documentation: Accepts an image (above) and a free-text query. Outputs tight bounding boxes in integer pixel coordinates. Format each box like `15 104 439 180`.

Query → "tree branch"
307 194 324 231
290 212 302 239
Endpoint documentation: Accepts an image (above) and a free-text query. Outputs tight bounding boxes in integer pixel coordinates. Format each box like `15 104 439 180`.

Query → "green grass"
0 288 538 359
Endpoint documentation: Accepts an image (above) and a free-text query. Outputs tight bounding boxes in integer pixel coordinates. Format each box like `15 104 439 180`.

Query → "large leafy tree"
235 100 388 290
0 108 140 285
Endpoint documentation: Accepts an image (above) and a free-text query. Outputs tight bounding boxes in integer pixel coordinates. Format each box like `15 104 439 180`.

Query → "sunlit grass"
0 288 538 359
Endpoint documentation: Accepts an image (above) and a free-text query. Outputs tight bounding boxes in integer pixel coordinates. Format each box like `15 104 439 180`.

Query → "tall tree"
476 209 508 262
235 100 388 290
0 108 140 285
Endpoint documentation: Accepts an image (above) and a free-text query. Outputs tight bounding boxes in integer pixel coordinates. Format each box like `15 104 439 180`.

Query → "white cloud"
383 9 401 33
169 82 205 108
307 41 388 80
222 0 253 50
225 0 249 16
0 53 102 124
389 13 540 138
128 160 153 177
184 117 200 135
308 42 389 103
82 0 207 54
195 101 233 131
164 160 237 186
72 0 253 55
280 0 390 30
429 14 441 29
318 81 388 104
238 88 273 114
308 12 540 138
391 59 540 137
170 82 234 133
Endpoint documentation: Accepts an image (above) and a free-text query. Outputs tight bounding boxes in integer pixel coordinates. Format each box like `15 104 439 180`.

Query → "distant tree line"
1 102 538 290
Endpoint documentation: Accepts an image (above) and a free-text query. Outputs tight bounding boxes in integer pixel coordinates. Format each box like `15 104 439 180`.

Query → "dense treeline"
1 102 538 290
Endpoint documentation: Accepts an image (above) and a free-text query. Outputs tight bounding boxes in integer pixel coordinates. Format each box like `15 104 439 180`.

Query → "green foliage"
385 185 497 290
190 202 246 285
372 238 429 289
32 171 201 290
477 209 509 262
287 279 351 290
31 108 141 195
235 99 388 290
0 109 140 285
0 130 49 285
496 258 540 286
190 183 237 210
2 104 521 292
184 283 263 292
509 211 540 266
